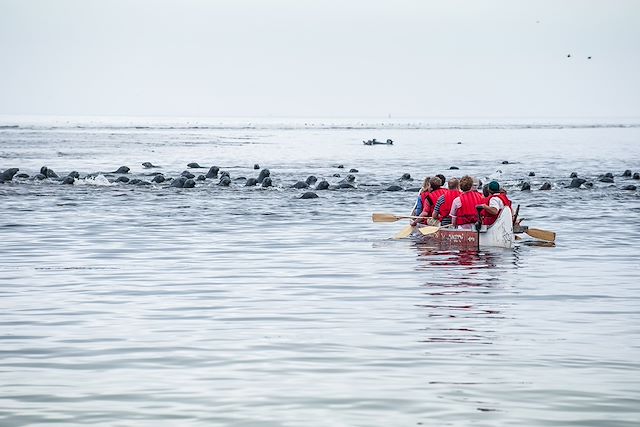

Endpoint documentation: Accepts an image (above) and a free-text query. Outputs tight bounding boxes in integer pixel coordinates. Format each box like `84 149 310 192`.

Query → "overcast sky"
0 0 639 118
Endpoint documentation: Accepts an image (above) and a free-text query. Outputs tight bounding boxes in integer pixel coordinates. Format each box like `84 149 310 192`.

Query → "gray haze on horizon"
1 0 639 118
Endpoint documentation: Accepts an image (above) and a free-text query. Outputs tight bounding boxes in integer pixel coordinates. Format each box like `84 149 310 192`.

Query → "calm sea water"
1 117 639 426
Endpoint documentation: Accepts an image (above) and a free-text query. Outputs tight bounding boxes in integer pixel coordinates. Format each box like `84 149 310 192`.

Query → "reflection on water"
413 244 519 346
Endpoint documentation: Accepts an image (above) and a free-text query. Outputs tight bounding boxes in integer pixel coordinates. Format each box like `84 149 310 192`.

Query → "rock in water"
245 178 258 186
183 179 196 188
622 185 637 191
62 176 75 185
142 162 159 168
261 177 273 188
196 175 206 181
181 171 195 179
633 172 640 180
67 171 80 179
598 176 614 183
520 182 531 191
218 176 231 186
254 164 260 170
187 162 202 168
528 171 536 177
152 175 165 183
116 176 130 183
300 192 319 199
449 166 459 170
385 185 403 191
349 168 359 173
292 181 309 189
400 173 411 180
623 169 632 177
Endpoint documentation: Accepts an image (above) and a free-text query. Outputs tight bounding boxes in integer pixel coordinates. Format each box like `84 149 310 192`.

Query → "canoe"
415 206 514 249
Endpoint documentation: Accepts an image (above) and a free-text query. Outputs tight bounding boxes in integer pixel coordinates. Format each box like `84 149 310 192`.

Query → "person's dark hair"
459 175 474 192
482 184 490 197
436 174 446 186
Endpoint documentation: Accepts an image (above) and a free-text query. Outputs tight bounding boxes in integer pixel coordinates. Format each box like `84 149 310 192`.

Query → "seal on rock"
62 176 74 185
385 185 403 191
520 182 531 191
305 175 317 185
183 179 196 188
569 172 578 178
218 176 231 186
245 178 258 186
261 177 273 188
400 173 412 180
206 166 219 179
633 172 640 180
187 162 203 168
113 166 130 174
67 171 80 179
539 182 552 190
315 180 329 190
568 178 586 188
598 176 614 183
142 162 160 168
257 168 270 183
254 164 260 170
181 171 195 179
40 166 59 178
152 175 165 183
196 175 206 181
623 170 632 177
170 177 187 188
528 172 536 177
0 168 19 182
292 181 309 189
116 176 130 183
349 168 359 173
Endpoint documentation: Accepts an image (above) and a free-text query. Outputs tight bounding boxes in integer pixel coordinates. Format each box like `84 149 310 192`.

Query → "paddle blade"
418 226 440 236
394 225 414 239
525 228 556 242
372 213 401 222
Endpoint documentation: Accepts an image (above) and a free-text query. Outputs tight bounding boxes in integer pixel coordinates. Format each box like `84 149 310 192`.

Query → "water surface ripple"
1 119 639 426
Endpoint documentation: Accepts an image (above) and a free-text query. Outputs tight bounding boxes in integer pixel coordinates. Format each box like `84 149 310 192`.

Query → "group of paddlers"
410 174 513 229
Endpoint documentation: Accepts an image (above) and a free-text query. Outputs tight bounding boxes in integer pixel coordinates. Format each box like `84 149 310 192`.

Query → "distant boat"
363 138 393 145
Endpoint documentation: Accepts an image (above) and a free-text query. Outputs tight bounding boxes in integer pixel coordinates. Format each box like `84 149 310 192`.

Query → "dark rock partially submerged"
300 192 319 199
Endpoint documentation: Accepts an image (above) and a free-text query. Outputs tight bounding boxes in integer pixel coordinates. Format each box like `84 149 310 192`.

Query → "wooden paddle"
394 225 415 239
525 228 556 242
372 213 422 223
418 226 440 236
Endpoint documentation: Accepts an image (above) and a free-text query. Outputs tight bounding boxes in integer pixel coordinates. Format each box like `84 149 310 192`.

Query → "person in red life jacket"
411 176 431 217
432 177 461 226
411 177 443 226
450 175 485 229
478 180 513 226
